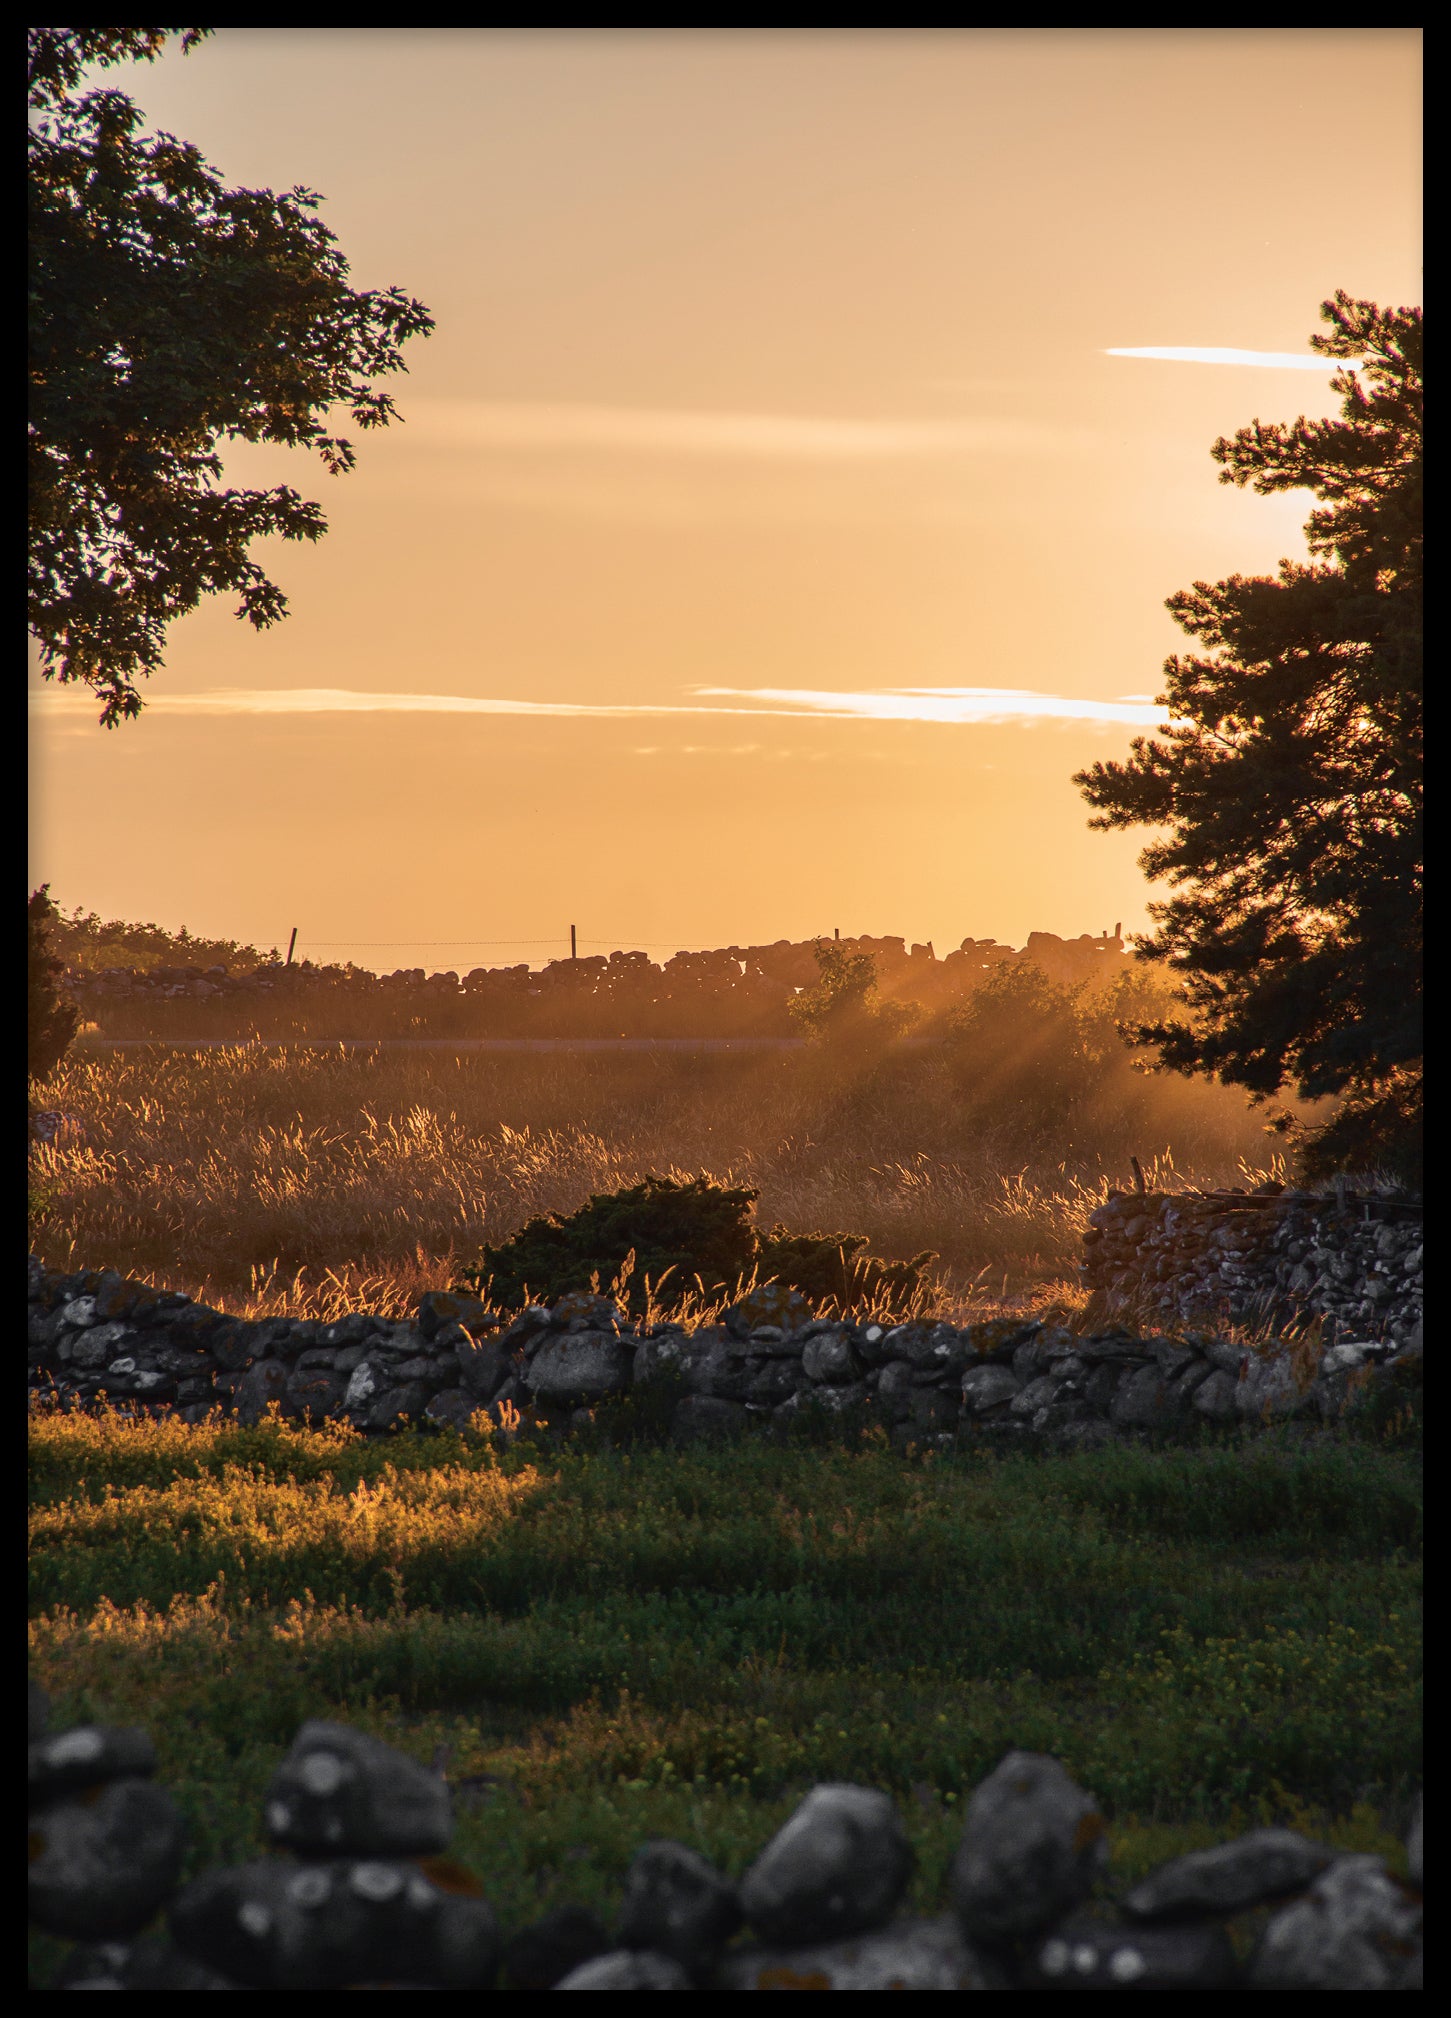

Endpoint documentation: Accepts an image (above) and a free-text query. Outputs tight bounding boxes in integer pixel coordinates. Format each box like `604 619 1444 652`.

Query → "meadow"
28 1033 1292 1318
27 1039 1421 1982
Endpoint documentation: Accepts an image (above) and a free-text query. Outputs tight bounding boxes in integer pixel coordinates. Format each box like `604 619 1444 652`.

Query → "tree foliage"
788 941 918 1050
28 27 433 726
29 885 82 1084
1075 292 1422 1181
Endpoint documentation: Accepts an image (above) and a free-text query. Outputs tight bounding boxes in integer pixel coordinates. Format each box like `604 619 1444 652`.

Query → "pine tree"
1076 292 1421 1182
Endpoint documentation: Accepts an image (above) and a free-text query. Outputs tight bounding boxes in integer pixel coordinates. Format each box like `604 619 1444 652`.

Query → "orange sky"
28 29 1422 971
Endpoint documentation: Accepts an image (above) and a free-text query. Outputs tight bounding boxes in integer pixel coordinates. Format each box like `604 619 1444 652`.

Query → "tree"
788 940 918 1050
1075 292 1422 1183
28 27 433 727
29 885 82 1084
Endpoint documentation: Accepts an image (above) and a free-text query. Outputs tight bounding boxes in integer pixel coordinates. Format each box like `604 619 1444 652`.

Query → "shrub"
454 1173 939 1319
455 1174 761 1315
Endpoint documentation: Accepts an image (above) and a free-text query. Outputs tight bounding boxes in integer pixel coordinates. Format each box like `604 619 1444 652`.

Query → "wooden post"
285 927 297 967
1130 1155 1147 1197
570 924 577 961
834 927 839 940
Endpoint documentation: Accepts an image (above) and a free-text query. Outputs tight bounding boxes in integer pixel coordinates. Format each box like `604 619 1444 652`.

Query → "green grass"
29 1393 1421 1985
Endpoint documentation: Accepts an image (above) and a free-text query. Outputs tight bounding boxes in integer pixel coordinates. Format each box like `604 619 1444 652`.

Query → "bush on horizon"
453 1172 937 1318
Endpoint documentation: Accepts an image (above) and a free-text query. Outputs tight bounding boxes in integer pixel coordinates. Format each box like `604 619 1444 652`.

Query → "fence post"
285 928 297 967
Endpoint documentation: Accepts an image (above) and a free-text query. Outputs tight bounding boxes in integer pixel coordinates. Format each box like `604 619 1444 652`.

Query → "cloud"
31 683 1172 729
1104 346 1341 371
403 399 1088 460
693 686 1171 727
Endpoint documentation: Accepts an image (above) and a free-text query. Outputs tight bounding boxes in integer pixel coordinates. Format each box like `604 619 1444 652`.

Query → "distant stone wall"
1082 1187 1422 1349
27 1261 1422 1453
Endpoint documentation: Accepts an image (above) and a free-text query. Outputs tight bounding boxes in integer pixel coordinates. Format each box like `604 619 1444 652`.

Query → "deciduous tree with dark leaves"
28 27 433 726
29 885 81 1085
1076 292 1422 1183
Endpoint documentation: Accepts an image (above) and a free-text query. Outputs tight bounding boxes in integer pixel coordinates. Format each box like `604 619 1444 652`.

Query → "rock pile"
1082 1187 1423 1350
27 1260 1423 1451
28 1683 1423 1989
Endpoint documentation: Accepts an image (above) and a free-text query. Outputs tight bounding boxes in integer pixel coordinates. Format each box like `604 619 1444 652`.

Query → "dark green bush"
455 1174 760 1315
454 1173 938 1319
755 1225 938 1307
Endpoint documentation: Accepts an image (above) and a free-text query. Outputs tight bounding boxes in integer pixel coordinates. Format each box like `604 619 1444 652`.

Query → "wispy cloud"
693 686 1170 727
33 683 1170 729
1105 346 1339 371
404 399 1087 460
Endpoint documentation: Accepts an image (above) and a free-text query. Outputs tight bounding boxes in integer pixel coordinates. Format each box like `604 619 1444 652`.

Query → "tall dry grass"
28 1038 1289 1321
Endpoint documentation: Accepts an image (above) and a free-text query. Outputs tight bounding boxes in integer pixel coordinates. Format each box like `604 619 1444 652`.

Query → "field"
28 1035 1294 1317
27 1041 1422 1984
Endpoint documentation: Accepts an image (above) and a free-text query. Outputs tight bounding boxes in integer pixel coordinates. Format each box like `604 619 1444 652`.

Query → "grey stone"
29 1779 187 1941
741 1784 912 1947
1235 1347 1315 1421
364 1381 431 1431
423 1387 486 1431
456 1337 513 1400
527 1333 633 1405
951 1750 1108 1943
719 1915 986 1989
616 1839 742 1969
1191 1369 1241 1420
234 1358 293 1425
961 1364 1021 1413
1123 1827 1339 1920
1248 1854 1423 1989
555 1948 691 1988
1110 1365 1187 1428
264 1720 453 1857
801 1332 859 1384
1026 1914 1236 1987
30 1723 156 1801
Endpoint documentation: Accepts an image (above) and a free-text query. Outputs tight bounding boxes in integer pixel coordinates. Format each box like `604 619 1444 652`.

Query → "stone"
29 1779 187 1940
1191 1370 1241 1420
423 1388 487 1432
1123 1826 1340 1920
958 1363 1016 1413
951 1750 1109 1944
30 1723 156 1801
556 1947 692 1988
740 1784 912 1947
456 1337 514 1400
1247 1854 1423 1989
616 1838 743 1971
527 1333 634 1405
719 1915 985 1990
416 1289 499 1338
1110 1364 1188 1428
801 1332 859 1384
235 1359 293 1425
264 1720 453 1857
1024 1913 1237 1988
726 1284 813 1337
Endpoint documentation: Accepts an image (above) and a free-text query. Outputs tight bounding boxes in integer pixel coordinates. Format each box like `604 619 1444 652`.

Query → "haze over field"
28 29 1421 971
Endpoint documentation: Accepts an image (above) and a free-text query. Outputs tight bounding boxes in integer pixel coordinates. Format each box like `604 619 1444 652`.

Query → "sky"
28 28 1422 971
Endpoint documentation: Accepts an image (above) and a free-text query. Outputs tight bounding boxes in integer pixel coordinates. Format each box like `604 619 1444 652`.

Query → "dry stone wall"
1081 1186 1422 1351
29 1687 1423 1988
27 1260 1423 1453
